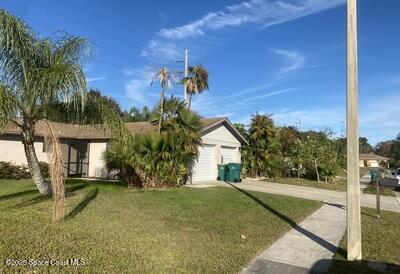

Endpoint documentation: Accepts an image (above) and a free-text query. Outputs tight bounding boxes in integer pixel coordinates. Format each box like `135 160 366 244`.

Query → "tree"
279 126 301 177
122 106 155 122
375 140 393 158
234 123 248 139
299 132 340 182
390 133 400 166
46 89 123 123
183 65 209 110
241 113 283 178
154 68 174 134
105 98 202 187
359 137 373 153
0 10 88 195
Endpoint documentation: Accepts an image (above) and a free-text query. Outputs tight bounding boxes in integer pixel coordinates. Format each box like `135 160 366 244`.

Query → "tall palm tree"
0 10 88 195
183 65 209 110
154 67 173 134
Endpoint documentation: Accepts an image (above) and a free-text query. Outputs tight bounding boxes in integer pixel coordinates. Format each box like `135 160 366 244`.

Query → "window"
43 139 52 153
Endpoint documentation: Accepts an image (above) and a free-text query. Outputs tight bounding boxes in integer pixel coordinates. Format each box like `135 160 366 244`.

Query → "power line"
21 14 172 69
13 6 275 119
29 0 177 64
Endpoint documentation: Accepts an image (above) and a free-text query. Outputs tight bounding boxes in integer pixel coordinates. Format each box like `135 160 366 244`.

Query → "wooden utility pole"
346 0 362 261
183 49 189 104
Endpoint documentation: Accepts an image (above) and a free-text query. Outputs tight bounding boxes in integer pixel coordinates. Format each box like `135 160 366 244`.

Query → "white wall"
0 136 50 165
88 141 108 178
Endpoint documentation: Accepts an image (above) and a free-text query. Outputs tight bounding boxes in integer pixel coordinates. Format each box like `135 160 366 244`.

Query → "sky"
1 0 400 145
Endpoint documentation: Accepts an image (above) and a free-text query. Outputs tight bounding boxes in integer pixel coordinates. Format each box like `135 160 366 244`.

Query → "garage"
190 118 248 183
191 144 215 182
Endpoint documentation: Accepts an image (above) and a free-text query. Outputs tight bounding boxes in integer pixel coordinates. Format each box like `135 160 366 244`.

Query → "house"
0 117 247 183
359 153 389 168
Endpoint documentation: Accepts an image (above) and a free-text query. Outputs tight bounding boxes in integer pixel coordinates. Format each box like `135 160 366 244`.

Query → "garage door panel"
221 146 236 164
192 145 215 182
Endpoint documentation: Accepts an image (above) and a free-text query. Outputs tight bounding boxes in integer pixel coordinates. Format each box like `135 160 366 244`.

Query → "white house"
0 117 247 183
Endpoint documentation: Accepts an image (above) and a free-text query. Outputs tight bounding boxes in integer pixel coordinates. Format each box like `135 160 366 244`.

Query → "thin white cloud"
141 39 182 61
243 88 296 102
125 67 156 105
86 76 107 82
232 81 282 97
157 0 345 40
271 49 306 75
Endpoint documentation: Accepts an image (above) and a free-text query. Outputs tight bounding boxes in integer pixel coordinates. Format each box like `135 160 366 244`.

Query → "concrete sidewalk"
242 203 346 273
229 175 399 273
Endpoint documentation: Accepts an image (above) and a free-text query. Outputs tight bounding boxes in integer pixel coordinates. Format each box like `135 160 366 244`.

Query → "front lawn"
0 179 320 273
328 208 400 273
363 183 397 197
263 177 346 191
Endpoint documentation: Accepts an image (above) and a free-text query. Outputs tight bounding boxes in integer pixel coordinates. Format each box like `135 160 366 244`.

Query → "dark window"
43 139 52 153
397 169 400 176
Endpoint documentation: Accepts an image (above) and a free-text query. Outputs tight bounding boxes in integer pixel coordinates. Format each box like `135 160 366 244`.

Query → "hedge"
0 161 49 180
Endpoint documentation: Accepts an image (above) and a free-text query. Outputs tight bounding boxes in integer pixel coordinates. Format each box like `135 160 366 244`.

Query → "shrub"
38 161 50 179
0 161 30 179
104 98 202 188
0 161 50 180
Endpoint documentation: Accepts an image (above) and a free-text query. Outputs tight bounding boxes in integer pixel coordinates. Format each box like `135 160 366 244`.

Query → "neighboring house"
359 153 389 168
0 117 247 183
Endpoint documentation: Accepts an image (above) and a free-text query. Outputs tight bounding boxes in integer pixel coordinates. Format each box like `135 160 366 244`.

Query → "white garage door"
192 144 215 182
221 146 236 164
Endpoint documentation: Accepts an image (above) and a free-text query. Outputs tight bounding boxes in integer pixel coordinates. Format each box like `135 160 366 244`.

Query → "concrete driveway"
222 176 400 213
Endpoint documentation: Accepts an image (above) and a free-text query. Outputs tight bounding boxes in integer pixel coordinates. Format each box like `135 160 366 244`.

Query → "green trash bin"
217 164 228 181
227 163 242 182
370 169 380 183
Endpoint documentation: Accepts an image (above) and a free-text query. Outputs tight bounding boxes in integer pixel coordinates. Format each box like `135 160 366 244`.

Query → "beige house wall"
0 136 50 165
88 141 108 178
359 159 379 168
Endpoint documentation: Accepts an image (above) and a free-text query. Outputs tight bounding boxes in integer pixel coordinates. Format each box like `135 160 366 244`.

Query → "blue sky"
2 0 400 144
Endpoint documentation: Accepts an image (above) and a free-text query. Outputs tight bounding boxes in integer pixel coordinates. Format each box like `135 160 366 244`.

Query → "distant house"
0 117 247 183
359 153 389 168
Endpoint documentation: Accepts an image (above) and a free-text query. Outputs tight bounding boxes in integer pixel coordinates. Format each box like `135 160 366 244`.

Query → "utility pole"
346 0 362 261
184 49 189 104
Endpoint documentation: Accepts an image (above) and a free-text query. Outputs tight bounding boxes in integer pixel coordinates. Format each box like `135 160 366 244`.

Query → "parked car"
390 168 400 189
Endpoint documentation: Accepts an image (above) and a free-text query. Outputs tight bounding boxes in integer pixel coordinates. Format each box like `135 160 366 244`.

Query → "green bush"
38 161 50 179
104 98 201 188
0 161 30 179
0 161 50 180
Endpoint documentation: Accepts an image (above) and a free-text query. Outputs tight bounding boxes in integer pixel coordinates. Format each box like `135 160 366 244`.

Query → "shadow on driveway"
226 182 346 256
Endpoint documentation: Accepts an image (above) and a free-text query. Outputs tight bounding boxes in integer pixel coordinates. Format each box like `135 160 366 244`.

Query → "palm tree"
183 65 209 110
154 67 173 134
0 10 88 195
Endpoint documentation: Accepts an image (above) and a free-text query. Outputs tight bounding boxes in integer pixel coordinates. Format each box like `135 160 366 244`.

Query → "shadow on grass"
227 183 346 257
0 189 39 201
315 258 400 273
8 183 91 209
64 187 99 221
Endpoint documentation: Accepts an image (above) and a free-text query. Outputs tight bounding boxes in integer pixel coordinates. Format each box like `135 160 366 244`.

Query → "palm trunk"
187 94 192 110
22 126 52 195
158 86 165 135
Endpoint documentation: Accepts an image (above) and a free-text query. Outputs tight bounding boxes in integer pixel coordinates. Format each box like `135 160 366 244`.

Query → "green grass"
0 179 320 273
363 183 397 197
328 208 400 273
263 177 346 191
